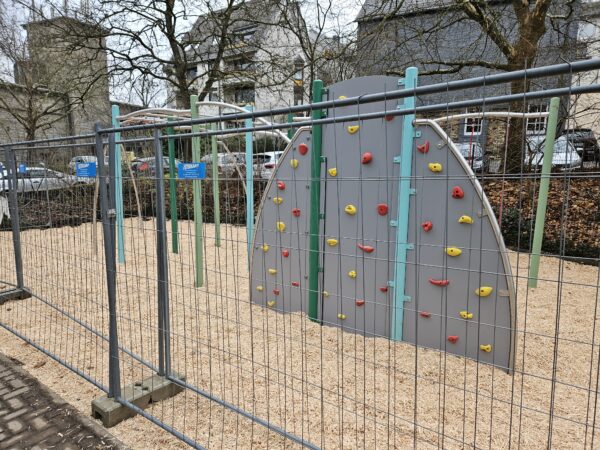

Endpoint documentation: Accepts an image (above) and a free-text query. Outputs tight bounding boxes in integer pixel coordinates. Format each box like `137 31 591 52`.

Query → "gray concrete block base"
91 373 184 428
0 288 32 305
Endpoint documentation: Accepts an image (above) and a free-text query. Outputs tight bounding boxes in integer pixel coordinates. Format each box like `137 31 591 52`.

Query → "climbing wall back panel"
250 76 515 371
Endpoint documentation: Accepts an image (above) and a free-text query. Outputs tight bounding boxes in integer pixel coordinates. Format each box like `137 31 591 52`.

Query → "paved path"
0 353 127 450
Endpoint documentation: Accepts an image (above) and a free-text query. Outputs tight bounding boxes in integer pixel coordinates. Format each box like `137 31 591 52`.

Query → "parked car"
454 142 487 172
526 135 582 170
561 128 600 163
1 166 93 193
253 151 283 179
201 152 245 178
132 156 181 175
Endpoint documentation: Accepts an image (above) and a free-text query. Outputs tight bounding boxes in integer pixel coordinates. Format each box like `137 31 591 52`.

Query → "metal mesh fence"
1 60 600 449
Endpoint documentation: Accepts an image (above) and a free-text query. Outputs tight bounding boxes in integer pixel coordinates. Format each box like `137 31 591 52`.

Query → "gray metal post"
2 147 24 290
153 129 171 376
96 125 121 399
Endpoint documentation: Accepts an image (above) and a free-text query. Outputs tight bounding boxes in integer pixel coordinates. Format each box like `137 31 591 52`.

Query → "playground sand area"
0 218 599 449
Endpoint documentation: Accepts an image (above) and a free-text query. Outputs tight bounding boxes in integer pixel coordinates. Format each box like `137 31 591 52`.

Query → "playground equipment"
250 74 516 370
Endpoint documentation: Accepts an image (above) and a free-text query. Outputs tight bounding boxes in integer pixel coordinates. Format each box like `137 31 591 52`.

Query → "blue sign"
76 162 97 178
178 162 206 180
18 164 26 173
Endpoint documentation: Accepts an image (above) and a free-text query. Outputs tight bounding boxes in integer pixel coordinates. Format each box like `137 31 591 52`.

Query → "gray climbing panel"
250 76 515 371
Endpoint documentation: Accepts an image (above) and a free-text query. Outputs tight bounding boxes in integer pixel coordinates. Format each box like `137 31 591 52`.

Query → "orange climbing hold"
361 152 373 164
419 311 431 318
428 278 449 287
355 300 365 307
291 281 300 287
385 115 394 122
421 221 433 232
417 141 430 154
379 286 389 293
357 244 375 253
277 181 286 190
282 249 289 257
447 335 459 344
377 203 388 215
452 186 464 199
298 143 309 155
292 208 301 217
273 288 280 295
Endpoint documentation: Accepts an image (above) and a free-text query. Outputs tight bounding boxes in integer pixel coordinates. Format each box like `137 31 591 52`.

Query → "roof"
356 0 455 21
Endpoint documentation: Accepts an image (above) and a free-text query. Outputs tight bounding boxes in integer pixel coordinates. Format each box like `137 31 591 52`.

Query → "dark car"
561 128 600 164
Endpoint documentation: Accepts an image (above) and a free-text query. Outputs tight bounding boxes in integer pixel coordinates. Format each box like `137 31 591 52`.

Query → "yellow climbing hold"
347 125 359 134
344 204 357 215
458 215 474 224
256 285 264 292
322 291 330 297
338 313 347 320
475 286 493 297
327 238 338 247
428 162 443 173
268 268 277 275
328 167 337 177
459 311 474 320
267 300 276 308
348 270 357 279
290 159 299 169
445 247 462 257
276 221 286 232
273 196 283 205
480 344 492 353
338 95 347 100
262 244 270 252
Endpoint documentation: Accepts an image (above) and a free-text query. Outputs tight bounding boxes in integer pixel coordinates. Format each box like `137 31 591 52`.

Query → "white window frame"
526 104 549 134
463 116 483 136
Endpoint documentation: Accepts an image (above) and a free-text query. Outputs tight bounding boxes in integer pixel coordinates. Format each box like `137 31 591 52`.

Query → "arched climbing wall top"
250 75 515 371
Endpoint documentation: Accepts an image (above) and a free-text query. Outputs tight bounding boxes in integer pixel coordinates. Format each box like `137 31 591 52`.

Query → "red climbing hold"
292 208 301 217
417 141 430 154
282 249 289 257
419 311 431 318
421 221 433 232
291 281 300 287
298 143 309 155
356 300 365 307
428 278 450 287
379 286 388 293
452 186 464 199
377 203 388 216
447 335 459 344
361 152 373 164
385 115 394 122
357 244 375 253
273 289 280 295
277 181 286 190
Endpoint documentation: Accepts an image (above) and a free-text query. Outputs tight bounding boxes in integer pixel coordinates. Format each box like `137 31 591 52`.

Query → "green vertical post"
167 118 179 254
190 95 204 287
308 80 324 323
287 113 294 139
111 105 125 264
528 97 559 288
245 105 254 265
211 122 221 247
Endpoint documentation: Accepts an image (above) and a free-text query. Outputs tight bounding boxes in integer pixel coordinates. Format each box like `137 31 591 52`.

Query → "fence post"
96 124 121 398
154 129 171 376
308 80 324 323
528 97 560 288
2 146 24 290
245 105 253 264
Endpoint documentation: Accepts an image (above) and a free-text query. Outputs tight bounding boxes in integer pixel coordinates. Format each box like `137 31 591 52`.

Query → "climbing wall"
250 76 515 370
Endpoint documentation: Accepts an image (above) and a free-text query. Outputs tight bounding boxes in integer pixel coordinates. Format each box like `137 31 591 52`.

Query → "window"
464 116 483 136
233 26 257 43
527 104 548 134
208 88 219 101
233 86 255 104
186 67 198 81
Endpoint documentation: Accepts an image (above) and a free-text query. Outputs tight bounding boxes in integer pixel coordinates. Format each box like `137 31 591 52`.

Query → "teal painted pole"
391 67 418 341
190 95 204 287
167 118 179 254
308 80 324 323
528 97 559 288
211 121 221 247
287 113 294 139
245 105 254 265
111 105 125 264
